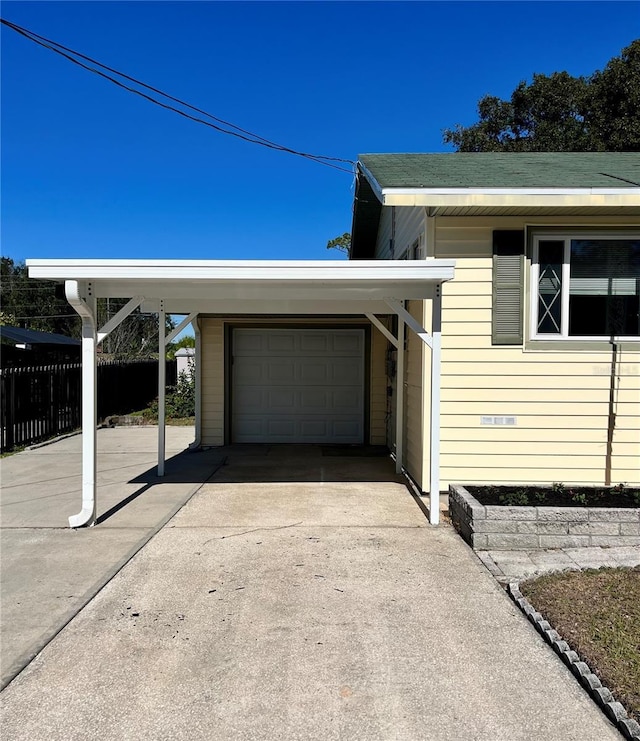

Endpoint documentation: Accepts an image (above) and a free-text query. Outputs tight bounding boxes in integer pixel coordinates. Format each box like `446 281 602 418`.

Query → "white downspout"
65 280 97 528
189 316 202 450
158 301 166 476
395 312 405 474
429 284 443 525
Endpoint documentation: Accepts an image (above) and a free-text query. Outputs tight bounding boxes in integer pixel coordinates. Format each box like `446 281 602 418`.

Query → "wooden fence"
0 359 177 453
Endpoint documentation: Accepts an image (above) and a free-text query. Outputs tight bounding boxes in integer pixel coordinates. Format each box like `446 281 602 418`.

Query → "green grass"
521 567 640 723
126 409 195 426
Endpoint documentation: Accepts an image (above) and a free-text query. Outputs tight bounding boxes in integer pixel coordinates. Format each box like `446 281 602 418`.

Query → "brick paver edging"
449 484 640 551
508 581 640 740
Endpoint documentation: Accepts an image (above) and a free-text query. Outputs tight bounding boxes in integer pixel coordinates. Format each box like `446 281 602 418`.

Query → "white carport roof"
27 259 455 314
27 258 455 530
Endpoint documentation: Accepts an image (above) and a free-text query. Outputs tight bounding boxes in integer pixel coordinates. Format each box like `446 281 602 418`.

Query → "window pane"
537 240 563 334
569 240 640 336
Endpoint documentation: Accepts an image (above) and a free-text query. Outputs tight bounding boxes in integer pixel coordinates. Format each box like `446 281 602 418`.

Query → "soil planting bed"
467 484 640 509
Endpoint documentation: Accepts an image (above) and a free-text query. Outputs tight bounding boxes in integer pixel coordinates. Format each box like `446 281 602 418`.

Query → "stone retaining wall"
449 484 640 551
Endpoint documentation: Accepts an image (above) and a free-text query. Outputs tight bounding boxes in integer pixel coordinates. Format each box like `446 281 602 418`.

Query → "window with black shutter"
492 230 525 345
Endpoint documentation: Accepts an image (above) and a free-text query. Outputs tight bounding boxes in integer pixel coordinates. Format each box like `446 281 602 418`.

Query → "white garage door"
232 328 365 444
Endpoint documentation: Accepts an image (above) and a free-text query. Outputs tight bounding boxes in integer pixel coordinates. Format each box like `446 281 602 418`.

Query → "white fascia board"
26 259 456 284
385 187 638 196
380 189 640 208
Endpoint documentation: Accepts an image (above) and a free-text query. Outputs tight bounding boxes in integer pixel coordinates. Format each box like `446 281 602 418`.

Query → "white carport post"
65 281 98 528
429 285 443 526
157 310 198 472
65 288 147 527
190 316 202 449
395 313 405 475
158 301 166 477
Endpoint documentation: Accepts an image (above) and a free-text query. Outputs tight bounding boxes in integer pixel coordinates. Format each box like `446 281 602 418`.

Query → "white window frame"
530 229 640 342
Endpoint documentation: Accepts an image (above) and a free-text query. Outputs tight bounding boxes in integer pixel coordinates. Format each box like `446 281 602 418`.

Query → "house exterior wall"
377 211 640 490
200 317 387 448
375 206 425 260
201 319 225 446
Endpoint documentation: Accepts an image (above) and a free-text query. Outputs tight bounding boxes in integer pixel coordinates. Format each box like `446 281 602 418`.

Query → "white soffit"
26 259 456 308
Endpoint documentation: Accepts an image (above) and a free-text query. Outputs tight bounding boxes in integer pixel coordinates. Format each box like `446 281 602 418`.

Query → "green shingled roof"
358 153 640 189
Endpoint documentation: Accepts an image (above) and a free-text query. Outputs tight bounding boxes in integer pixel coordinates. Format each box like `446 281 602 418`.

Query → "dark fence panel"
1 359 176 453
1 363 81 452
96 359 176 420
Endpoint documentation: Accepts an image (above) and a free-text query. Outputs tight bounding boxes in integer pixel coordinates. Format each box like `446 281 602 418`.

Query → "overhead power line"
1 18 355 174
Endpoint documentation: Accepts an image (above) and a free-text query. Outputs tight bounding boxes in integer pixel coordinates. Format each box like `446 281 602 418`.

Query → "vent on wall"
481 416 517 426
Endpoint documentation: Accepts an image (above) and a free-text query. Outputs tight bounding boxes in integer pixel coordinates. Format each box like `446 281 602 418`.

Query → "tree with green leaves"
1 256 80 336
326 233 351 254
443 39 640 152
1 256 172 358
166 333 195 360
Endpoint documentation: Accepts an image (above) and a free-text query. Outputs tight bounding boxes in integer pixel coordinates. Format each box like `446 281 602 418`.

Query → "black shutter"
492 230 525 345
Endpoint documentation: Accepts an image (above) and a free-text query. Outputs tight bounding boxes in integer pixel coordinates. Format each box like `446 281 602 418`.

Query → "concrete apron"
1 446 622 740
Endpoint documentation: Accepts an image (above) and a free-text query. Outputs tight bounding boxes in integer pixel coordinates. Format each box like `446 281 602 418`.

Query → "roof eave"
379 188 640 208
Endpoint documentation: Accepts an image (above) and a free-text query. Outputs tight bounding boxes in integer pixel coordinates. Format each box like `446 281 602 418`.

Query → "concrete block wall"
449 485 640 551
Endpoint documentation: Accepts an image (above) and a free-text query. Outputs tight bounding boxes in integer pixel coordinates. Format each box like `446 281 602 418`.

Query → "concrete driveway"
0 426 225 689
0 440 621 740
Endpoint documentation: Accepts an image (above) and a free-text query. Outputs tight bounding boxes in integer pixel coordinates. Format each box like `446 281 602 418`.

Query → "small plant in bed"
467 482 640 508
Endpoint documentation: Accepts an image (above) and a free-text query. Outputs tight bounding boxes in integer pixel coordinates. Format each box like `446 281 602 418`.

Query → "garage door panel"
332 333 362 353
300 419 329 437
300 334 329 352
330 361 361 384
234 418 263 439
233 331 265 353
332 390 362 410
332 420 362 438
232 328 365 444
299 362 329 383
298 390 329 410
234 361 264 384
267 419 296 437
268 390 297 410
266 334 296 353
267 362 296 383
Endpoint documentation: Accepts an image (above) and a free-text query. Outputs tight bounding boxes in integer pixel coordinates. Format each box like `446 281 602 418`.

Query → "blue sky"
2 1 639 263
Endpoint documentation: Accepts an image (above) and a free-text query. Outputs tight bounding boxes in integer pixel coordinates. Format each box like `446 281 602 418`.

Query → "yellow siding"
200 318 224 446
199 318 387 447
433 214 640 488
